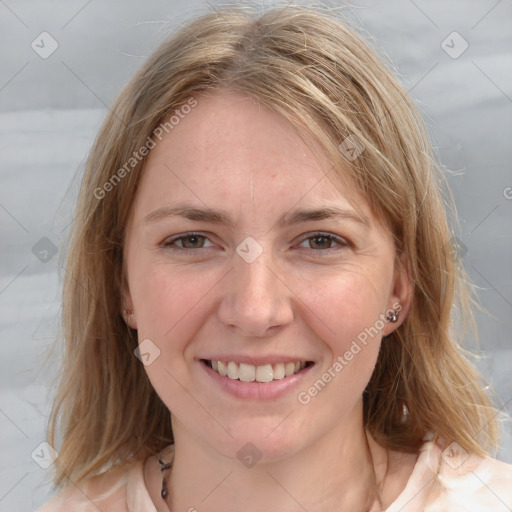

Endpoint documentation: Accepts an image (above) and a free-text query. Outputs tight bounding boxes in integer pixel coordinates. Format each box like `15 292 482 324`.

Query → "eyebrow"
143 204 369 229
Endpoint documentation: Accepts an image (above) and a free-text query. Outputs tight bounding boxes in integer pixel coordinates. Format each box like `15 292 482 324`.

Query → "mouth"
201 359 314 383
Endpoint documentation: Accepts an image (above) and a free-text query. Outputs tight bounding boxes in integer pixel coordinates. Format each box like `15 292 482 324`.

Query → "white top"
37 438 512 511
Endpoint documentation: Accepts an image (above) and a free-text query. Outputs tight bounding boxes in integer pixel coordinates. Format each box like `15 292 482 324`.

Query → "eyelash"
161 231 350 255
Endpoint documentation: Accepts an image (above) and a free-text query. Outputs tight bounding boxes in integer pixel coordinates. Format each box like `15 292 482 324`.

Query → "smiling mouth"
202 359 314 383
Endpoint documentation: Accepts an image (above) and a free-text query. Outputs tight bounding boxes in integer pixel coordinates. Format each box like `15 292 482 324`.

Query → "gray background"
0 1 511 510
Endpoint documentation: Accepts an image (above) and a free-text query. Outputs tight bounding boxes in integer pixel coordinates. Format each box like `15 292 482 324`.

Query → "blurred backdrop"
0 1 511 510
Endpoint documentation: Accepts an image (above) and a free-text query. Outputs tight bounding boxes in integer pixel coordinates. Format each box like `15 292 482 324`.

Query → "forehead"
133 90 371 220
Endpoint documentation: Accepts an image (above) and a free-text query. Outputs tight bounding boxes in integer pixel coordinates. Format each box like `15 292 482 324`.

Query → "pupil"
185 235 201 248
313 236 329 249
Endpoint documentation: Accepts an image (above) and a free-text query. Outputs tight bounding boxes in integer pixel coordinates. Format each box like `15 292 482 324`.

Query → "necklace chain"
158 457 172 500
156 438 389 511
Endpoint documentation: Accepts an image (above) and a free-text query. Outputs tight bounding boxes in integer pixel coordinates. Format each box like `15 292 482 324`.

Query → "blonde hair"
48 4 499 488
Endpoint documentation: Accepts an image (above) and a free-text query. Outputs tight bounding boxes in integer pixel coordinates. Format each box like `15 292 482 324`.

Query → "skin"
123 90 415 511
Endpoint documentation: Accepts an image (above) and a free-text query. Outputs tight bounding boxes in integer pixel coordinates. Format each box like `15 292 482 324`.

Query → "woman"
38 4 512 511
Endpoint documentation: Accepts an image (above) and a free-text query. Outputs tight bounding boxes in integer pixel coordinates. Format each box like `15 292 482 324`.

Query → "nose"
217 251 294 338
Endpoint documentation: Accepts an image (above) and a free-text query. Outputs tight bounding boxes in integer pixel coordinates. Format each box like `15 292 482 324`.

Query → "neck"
164 404 389 512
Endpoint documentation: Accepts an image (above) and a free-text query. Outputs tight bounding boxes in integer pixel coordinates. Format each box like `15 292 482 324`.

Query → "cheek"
129 262 221 399
293 272 386 417
129 259 221 349
295 266 389 355
133 265 201 339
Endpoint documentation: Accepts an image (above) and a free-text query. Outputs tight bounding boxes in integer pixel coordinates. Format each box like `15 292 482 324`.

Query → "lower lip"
199 360 314 400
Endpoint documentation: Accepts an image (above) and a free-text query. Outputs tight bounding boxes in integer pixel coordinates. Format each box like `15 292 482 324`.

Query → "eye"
298 232 349 252
161 231 349 254
162 233 214 250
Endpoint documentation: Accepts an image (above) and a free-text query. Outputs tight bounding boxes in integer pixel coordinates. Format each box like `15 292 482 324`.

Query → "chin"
209 414 315 464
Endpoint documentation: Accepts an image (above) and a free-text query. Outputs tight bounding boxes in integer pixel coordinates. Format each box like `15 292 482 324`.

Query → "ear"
382 252 412 336
121 280 138 330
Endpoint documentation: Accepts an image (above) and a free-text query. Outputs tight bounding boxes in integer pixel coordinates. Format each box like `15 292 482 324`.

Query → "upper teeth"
210 360 306 382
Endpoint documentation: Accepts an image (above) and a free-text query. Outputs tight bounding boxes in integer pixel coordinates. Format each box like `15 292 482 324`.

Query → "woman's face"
124 90 409 461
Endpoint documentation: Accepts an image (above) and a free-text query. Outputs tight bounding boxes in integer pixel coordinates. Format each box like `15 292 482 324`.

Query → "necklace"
156 440 389 512
158 457 172 500
157 445 175 508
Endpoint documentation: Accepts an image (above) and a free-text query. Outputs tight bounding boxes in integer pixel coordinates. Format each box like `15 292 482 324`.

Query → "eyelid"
162 232 215 250
296 231 350 251
161 231 351 253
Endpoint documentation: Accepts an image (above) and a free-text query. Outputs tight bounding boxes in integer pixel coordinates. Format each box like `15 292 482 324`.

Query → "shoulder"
435 442 512 510
387 436 512 511
36 458 156 512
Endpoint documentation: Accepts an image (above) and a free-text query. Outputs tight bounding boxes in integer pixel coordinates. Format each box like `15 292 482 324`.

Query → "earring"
386 309 399 323
123 308 134 323
400 402 409 424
